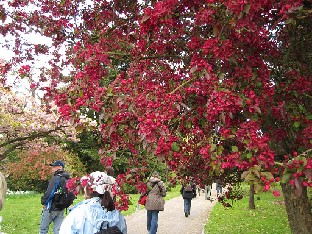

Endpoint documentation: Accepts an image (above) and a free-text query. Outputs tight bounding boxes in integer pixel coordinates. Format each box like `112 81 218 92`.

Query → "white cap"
90 171 116 195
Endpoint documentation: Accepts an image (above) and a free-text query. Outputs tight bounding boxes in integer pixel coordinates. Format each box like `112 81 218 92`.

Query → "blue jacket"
59 197 127 234
41 169 70 211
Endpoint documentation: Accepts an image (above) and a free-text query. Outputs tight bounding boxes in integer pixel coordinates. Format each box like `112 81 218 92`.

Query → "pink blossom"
273 189 281 197
263 184 270 192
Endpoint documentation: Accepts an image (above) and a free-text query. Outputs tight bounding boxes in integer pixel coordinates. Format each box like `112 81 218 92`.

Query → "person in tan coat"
144 171 166 234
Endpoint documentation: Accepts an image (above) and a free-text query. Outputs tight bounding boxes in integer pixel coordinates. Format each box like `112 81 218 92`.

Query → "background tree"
0 85 76 160
4 144 85 192
1 1 311 232
65 129 103 173
0 85 87 191
0 66 86 191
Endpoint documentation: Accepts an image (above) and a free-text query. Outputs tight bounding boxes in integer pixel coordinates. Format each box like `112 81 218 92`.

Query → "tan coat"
145 177 166 211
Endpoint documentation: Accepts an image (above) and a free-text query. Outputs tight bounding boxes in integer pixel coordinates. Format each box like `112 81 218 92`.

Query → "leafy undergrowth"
204 186 291 234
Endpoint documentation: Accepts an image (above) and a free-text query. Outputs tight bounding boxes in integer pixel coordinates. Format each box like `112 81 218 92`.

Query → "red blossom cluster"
100 157 113 167
18 65 30 76
218 184 244 208
287 157 312 188
66 177 80 196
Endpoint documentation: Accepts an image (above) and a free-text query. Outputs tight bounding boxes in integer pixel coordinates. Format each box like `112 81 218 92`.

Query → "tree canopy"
0 1 311 232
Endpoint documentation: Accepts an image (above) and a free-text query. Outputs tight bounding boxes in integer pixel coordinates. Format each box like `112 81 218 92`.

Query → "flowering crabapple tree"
1 0 311 232
0 84 77 161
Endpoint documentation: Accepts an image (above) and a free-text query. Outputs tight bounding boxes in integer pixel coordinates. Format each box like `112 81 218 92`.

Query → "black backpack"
183 184 194 199
94 221 122 234
184 184 192 192
94 226 122 234
53 175 76 210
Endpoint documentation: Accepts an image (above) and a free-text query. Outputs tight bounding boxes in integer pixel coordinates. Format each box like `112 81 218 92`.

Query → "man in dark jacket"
180 180 196 217
39 160 70 234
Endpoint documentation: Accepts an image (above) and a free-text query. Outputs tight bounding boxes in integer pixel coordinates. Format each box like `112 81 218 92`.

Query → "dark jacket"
180 183 196 199
41 169 70 211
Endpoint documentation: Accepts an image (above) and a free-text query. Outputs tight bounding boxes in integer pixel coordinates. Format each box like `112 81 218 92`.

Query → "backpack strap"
44 177 61 210
100 220 109 230
58 175 66 187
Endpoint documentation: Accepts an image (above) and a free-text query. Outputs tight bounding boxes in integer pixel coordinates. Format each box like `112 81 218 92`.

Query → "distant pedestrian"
196 184 201 196
216 179 222 195
145 171 166 234
204 184 212 201
39 160 70 234
180 180 196 217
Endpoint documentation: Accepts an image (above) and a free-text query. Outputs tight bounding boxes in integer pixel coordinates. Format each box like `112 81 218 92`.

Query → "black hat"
49 160 65 168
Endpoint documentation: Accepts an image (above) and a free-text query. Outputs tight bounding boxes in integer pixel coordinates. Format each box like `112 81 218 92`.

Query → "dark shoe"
185 212 188 217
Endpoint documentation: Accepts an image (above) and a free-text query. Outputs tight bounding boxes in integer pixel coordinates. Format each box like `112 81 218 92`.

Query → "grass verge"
204 184 291 234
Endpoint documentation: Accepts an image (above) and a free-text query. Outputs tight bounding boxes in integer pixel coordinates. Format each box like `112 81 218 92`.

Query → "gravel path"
125 184 218 234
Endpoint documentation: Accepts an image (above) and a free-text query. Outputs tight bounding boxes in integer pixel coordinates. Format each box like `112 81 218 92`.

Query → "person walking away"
196 184 201 196
39 160 70 234
145 171 166 234
215 179 222 196
204 184 212 201
180 181 196 217
59 171 127 234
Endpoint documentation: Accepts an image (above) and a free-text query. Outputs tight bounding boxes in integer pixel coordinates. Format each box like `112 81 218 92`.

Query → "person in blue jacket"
59 171 127 234
39 160 70 234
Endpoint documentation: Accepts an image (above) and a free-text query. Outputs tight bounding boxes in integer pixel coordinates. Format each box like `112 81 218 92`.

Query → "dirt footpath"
125 184 217 234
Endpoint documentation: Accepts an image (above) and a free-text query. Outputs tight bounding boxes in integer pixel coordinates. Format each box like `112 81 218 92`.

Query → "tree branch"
0 126 64 148
0 125 72 161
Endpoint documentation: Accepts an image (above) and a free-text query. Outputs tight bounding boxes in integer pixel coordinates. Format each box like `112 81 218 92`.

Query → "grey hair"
151 171 160 178
0 172 7 211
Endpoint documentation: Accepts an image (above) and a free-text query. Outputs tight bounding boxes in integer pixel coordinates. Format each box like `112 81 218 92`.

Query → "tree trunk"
281 183 312 234
249 184 255 209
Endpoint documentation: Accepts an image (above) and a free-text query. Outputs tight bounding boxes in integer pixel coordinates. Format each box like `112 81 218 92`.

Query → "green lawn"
1 193 49 233
204 185 291 234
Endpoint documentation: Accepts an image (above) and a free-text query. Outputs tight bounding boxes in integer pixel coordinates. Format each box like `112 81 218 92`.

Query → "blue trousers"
39 207 64 234
147 210 159 234
184 198 192 214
